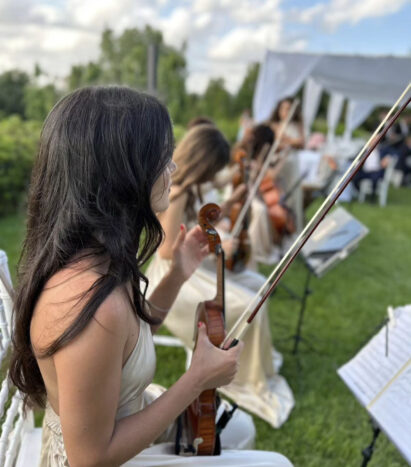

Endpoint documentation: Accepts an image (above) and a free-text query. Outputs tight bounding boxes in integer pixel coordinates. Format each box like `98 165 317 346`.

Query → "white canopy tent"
253 51 411 140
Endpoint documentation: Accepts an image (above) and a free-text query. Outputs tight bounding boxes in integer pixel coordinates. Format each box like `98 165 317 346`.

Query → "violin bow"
222 82 411 349
230 99 299 239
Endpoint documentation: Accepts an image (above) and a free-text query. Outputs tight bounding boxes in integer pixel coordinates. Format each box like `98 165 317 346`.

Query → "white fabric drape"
344 100 375 140
327 92 345 142
253 52 319 122
254 51 411 125
302 77 323 139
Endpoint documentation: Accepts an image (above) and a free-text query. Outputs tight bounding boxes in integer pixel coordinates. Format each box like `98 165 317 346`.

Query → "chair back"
0 250 35 467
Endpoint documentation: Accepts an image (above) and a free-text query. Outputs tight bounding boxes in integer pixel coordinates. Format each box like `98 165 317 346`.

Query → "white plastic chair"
358 156 397 206
0 250 42 467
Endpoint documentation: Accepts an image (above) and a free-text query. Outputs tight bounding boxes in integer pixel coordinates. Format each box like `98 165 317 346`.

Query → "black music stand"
289 206 369 355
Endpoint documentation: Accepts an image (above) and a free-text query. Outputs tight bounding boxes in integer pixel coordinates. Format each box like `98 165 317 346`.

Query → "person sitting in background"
266 98 305 232
268 98 304 150
353 144 391 198
379 116 411 186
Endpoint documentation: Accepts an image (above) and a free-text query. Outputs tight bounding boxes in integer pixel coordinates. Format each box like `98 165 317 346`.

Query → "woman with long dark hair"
9 86 292 466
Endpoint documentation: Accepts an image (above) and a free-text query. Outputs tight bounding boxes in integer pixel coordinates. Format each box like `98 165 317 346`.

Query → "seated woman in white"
146 124 294 429
268 98 305 233
9 86 292 466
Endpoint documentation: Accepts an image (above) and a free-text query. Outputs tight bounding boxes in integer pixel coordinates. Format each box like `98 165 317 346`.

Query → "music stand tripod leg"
361 419 381 467
292 267 313 355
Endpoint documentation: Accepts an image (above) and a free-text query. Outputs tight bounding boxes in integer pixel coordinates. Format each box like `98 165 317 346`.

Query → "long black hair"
9 85 174 409
269 97 302 123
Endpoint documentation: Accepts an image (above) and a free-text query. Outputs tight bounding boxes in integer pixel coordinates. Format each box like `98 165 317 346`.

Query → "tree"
234 63 259 114
67 27 188 123
200 78 233 120
0 116 41 214
0 70 30 118
24 84 60 121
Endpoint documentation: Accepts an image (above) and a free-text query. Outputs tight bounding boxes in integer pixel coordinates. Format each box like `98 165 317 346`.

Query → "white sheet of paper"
338 305 411 463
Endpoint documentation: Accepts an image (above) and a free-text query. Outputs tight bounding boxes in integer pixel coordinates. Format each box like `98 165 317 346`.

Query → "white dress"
39 318 293 466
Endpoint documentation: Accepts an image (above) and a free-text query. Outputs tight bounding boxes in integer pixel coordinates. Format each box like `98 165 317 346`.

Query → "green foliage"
234 62 259 114
172 124 186 143
215 118 239 144
0 70 30 119
199 78 233 120
67 27 188 124
64 26 259 126
24 84 60 121
0 116 40 215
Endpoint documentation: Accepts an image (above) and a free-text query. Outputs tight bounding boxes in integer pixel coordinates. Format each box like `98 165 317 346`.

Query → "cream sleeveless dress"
39 318 293 466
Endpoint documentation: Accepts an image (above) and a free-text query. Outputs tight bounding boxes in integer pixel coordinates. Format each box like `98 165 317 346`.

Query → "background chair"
0 249 42 467
358 156 397 207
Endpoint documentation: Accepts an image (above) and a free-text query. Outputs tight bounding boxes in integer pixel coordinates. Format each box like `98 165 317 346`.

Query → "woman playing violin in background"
264 98 305 233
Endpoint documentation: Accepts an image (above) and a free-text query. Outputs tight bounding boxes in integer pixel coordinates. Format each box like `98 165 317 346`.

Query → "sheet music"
338 305 411 463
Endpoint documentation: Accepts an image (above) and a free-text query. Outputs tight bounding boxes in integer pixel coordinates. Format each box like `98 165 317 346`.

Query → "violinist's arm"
284 122 305 149
148 223 209 332
213 165 239 189
219 183 247 217
150 189 208 330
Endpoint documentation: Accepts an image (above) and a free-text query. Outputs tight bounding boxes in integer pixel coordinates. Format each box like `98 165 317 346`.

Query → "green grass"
1 188 410 466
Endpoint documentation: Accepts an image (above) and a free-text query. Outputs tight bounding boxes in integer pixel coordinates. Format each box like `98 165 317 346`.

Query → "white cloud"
194 12 212 30
209 24 281 62
0 0 408 95
231 0 282 24
30 4 65 24
291 0 410 31
159 7 191 48
0 21 99 81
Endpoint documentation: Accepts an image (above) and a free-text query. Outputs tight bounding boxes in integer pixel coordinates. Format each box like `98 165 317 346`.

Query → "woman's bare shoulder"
30 257 130 355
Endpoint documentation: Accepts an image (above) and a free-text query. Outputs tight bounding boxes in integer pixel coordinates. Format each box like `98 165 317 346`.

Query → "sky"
0 0 410 94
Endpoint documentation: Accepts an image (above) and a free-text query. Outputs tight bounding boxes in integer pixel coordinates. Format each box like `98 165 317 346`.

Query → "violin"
178 203 226 456
226 149 251 272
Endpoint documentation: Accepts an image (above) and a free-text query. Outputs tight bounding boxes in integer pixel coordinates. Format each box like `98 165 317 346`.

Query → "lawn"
1 188 410 466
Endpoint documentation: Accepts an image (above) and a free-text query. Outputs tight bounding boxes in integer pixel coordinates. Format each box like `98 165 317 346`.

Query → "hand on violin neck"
188 321 244 392
221 236 240 260
170 224 210 282
220 183 247 216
